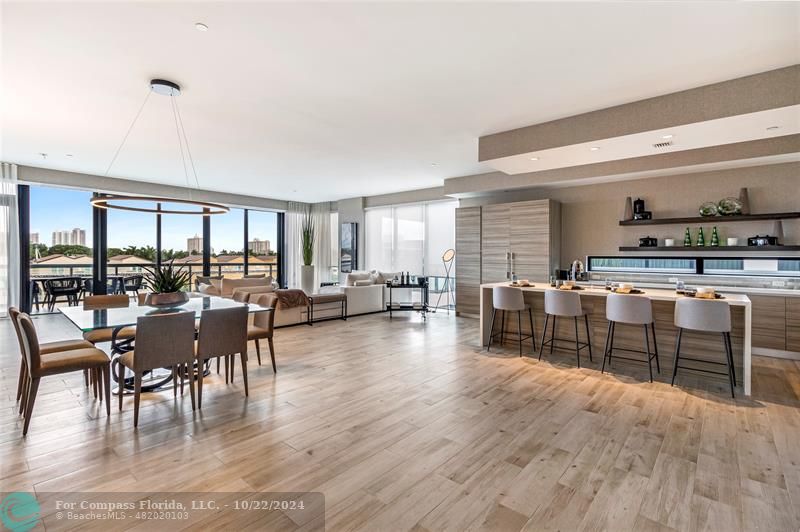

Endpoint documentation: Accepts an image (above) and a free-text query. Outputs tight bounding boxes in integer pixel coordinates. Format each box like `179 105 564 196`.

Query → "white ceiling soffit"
485 105 800 175
2 2 799 202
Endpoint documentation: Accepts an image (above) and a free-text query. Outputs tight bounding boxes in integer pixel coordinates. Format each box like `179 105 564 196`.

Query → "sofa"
197 276 276 299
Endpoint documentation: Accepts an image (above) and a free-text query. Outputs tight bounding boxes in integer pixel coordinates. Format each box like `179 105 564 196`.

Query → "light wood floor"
2 311 800 531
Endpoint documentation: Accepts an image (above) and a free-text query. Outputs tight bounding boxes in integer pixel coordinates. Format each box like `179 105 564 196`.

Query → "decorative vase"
301 265 315 294
774 220 784 244
144 291 189 308
623 197 633 221
739 187 751 215
683 227 692 247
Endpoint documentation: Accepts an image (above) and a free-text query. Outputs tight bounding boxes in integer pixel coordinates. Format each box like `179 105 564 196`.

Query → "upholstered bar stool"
487 286 537 356
540 290 592 367
601 293 660 382
671 298 736 398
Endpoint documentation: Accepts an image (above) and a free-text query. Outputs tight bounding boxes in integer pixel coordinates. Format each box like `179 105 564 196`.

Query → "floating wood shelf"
619 212 800 226
618 245 800 252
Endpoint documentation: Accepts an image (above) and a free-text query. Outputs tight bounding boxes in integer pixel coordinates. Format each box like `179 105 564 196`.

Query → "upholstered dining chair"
117 311 197 427
9 307 96 415
15 311 110 435
232 290 250 303
196 306 249 408
247 293 278 373
81 294 136 395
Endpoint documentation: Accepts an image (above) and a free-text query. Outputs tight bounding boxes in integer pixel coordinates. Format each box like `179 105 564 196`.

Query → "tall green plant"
301 210 315 266
142 260 191 293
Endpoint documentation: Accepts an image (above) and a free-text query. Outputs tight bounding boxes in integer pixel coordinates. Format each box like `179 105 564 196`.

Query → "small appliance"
638 236 658 247
748 235 778 246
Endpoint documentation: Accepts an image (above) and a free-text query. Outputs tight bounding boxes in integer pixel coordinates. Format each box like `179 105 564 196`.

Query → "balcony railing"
31 262 278 281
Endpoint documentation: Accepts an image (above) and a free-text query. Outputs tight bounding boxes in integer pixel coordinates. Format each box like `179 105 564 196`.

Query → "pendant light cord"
173 97 202 190
170 94 192 191
104 90 151 176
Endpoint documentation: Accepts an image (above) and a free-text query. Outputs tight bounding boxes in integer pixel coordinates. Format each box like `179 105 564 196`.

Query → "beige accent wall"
459 162 800 267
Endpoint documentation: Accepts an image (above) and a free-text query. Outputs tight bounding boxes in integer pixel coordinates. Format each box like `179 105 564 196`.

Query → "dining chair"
15 311 110 435
123 275 144 298
9 307 96 415
44 277 82 310
117 311 197 427
247 293 278 372
232 290 250 303
82 294 136 393
196 306 249 408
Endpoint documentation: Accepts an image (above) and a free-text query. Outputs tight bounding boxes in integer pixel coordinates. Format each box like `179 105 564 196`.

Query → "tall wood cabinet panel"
480 204 511 283
787 297 800 352
750 295 786 350
455 207 482 316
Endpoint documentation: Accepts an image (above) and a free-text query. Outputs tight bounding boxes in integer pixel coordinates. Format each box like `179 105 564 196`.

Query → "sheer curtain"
311 202 331 289
284 201 305 289
0 163 20 316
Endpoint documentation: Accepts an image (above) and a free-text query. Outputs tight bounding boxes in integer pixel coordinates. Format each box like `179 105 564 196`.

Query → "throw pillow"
354 279 373 287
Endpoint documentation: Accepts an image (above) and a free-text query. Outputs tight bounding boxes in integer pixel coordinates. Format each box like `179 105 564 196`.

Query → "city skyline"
30 186 277 254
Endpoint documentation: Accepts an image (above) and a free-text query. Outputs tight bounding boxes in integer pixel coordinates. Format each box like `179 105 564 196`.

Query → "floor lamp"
433 248 456 314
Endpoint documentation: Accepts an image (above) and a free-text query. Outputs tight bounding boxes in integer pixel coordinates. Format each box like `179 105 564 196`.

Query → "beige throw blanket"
275 289 309 309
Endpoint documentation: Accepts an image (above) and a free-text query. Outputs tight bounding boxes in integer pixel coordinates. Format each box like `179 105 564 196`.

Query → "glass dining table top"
59 294 270 332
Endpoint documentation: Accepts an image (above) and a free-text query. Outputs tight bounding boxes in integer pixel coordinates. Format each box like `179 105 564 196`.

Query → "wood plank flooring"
1 311 800 531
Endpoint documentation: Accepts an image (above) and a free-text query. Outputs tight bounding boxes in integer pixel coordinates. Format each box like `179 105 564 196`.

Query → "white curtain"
0 163 20 316
311 202 332 288
284 201 305 289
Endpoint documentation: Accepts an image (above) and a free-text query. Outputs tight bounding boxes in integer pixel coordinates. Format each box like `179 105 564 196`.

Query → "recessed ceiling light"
431 163 438 167
661 134 674 139
589 147 600 151
766 126 780 130
66 154 73 157
195 22 209 32
39 153 47 159
529 157 539 161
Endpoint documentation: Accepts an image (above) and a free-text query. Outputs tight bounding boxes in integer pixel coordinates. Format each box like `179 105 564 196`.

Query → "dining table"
59 293 271 393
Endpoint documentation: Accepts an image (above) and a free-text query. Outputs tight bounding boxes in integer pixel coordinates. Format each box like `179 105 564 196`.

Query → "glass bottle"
697 227 705 247
710 226 720 247
683 227 692 247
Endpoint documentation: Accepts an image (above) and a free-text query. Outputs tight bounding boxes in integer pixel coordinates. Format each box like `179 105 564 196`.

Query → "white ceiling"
2 2 798 202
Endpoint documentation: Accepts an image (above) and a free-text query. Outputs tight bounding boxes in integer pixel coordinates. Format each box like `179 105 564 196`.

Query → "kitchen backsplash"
586 271 800 291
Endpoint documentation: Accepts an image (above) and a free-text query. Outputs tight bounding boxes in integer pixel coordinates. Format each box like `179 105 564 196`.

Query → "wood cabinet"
787 297 800 352
750 295 786 351
455 207 482 316
455 199 561 317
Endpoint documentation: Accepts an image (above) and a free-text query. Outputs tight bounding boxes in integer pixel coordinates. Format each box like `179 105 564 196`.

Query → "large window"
365 201 457 276
247 209 279 280
161 211 203 286
210 208 245 278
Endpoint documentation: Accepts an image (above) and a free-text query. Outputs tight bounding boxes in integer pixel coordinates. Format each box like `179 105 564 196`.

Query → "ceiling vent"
652 140 674 149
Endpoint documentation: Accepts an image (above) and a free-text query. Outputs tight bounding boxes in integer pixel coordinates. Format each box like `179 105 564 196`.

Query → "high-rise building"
71 228 86 246
30 232 40 244
248 238 270 255
187 234 203 254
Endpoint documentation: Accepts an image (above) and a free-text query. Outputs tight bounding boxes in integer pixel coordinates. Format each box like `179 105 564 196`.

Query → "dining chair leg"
224 356 229 384
173 366 178 398
197 359 204 409
584 315 593 362
268 338 277 374
22 377 40 436
103 365 111 416
92 367 99 399
19 373 30 415
651 323 661 373
601 321 612 374
216 357 220 375
487 308 497 352
133 374 142 428
539 314 549 361
644 324 653 383
671 328 683 386
573 317 581 368
97 368 103 403
118 361 125 411
83 368 89 388
518 311 523 357
186 363 196 411
240 352 249 397
254 339 262 365
16 359 26 402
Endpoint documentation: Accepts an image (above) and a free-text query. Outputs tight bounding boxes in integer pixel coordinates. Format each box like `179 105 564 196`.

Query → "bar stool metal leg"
601 321 612 374
539 314 549 361
550 316 557 354
671 328 683 386
487 308 497 352
584 315 593 362
651 323 660 372
500 311 506 345
528 308 537 353
723 332 735 398
643 324 653 383
573 317 581 368
517 311 523 356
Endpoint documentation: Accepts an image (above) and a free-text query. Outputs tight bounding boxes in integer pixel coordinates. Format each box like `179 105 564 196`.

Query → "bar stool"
671 298 736 398
487 286 537 356
601 293 660 382
539 290 592 367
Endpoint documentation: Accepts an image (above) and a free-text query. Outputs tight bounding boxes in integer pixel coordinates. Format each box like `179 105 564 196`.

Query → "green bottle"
711 226 720 247
697 227 706 247
683 227 692 247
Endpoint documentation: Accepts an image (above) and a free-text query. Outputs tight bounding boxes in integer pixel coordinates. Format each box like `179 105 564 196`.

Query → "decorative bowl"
717 197 742 216
144 291 189 308
699 202 718 217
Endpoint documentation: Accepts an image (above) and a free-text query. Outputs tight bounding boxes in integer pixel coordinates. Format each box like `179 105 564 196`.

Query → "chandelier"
89 79 229 215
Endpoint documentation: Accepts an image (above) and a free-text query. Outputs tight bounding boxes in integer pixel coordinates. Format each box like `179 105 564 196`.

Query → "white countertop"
479 281 751 306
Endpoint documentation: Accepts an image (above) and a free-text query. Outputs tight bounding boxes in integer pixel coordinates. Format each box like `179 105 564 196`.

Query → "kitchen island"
479 282 753 395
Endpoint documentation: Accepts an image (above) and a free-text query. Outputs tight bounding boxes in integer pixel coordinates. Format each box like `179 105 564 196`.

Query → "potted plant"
300 210 315 294
142 260 191 308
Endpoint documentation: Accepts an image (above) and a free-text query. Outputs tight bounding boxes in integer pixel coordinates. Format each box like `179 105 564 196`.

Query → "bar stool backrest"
493 286 525 311
606 293 653 325
544 290 582 317
675 298 731 332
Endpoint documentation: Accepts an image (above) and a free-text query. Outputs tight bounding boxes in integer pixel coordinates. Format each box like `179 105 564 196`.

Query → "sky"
30 186 277 253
